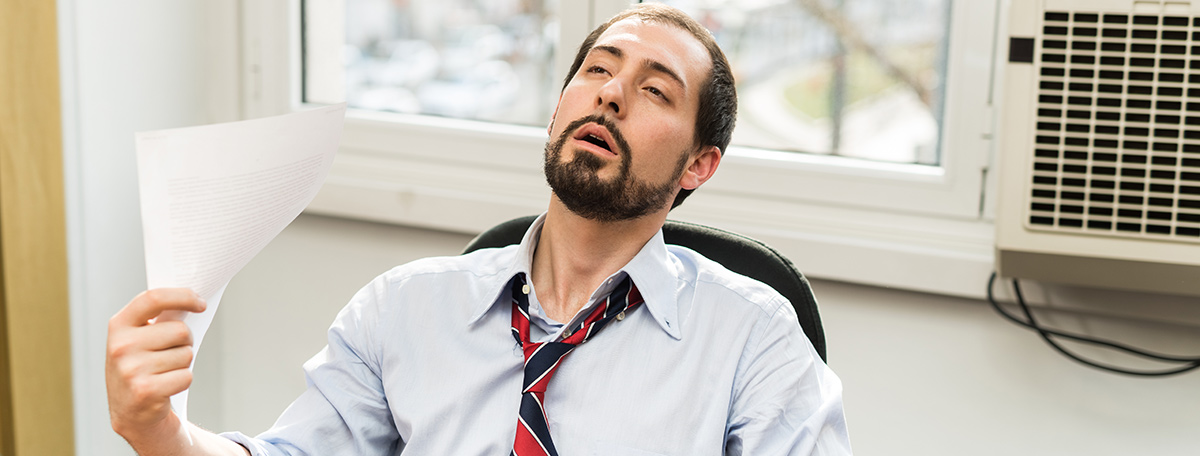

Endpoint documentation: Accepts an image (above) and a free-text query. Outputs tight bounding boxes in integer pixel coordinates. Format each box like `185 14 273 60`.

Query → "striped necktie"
508 272 643 456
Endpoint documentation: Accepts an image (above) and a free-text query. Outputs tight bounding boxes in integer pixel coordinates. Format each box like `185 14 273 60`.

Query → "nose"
595 76 628 119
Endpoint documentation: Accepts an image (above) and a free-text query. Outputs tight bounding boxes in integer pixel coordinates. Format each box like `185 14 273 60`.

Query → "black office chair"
462 216 827 362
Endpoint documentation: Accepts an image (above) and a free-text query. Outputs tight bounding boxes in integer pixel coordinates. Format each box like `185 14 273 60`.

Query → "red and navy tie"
508 273 643 456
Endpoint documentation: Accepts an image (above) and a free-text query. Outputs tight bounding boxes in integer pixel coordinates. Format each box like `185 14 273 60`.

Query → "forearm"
120 415 248 456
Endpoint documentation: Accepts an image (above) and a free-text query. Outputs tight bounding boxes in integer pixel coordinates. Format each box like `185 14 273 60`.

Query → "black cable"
987 272 1200 377
986 273 1200 362
1008 276 1200 377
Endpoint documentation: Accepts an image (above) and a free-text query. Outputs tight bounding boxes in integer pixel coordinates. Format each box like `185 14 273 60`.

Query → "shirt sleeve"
724 298 853 456
221 276 402 456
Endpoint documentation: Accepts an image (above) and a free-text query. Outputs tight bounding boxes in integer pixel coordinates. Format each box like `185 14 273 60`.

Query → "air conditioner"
996 0 1200 296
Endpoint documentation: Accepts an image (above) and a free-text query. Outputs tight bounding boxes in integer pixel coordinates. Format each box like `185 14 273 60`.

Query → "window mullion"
555 1 595 89
303 0 345 105
242 0 298 118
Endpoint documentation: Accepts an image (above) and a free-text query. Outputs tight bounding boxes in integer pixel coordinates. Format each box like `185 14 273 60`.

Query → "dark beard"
543 115 689 222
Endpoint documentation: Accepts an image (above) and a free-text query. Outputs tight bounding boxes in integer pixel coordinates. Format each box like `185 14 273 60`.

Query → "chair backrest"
461 216 827 362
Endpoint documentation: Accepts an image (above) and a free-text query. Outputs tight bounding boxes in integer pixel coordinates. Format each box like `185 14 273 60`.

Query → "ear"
678 145 722 190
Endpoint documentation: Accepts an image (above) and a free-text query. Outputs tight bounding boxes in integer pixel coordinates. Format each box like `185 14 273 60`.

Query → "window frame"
240 0 1003 298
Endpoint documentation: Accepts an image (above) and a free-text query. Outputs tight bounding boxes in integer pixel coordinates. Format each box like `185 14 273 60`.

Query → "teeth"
583 133 610 150
578 128 614 152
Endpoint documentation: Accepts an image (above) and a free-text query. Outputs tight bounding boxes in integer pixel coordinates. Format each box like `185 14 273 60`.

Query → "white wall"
196 214 1200 456
59 1 236 454
821 281 1200 455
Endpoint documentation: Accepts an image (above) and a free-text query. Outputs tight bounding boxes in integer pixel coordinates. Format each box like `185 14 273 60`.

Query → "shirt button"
563 329 573 338
521 284 530 294
616 311 626 321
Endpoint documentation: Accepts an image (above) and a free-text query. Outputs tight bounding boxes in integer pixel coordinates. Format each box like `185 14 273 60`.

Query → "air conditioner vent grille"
1028 10 1200 241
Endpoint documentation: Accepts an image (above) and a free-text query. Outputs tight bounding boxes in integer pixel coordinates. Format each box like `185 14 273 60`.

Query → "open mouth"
573 123 619 155
581 133 612 152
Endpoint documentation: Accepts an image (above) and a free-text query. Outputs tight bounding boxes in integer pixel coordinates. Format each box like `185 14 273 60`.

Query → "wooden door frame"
0 0 76 454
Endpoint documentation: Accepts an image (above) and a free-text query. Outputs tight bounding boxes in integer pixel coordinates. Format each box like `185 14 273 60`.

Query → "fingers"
152 368 194 398
116 344 195 378
108 321 195 382
112 288 207 328
108 320 193 359
138 320 194 351
107 366 193 424
106 288 206 446
151 345 196 374
128 362 194 399
106 328 195 440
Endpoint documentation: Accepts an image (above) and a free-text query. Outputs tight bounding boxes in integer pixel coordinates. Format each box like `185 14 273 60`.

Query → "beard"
543 115 690 223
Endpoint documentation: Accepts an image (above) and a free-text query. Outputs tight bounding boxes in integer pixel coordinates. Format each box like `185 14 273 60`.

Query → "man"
107 4 852 455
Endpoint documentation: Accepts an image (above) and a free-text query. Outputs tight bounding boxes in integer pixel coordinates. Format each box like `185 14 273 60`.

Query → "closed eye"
646 86 668 101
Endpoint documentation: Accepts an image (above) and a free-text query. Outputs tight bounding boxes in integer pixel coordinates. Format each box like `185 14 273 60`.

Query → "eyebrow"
591 45 687 91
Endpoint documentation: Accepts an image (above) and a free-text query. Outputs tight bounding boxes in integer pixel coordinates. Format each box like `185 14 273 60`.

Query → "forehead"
590 17 712 89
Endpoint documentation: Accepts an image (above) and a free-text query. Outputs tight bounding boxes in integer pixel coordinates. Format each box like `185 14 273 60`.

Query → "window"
310 0 559 126
242 0 1003 295
652 0 950 166
313 0 954 165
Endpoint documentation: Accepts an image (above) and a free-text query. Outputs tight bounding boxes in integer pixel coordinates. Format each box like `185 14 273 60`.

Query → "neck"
531 198 667 323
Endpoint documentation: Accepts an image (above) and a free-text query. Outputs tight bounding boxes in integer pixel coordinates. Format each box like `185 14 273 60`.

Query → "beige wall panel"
0 0 76 454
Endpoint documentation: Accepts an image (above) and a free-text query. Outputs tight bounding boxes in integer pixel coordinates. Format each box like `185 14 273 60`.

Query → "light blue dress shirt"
224 214 851 455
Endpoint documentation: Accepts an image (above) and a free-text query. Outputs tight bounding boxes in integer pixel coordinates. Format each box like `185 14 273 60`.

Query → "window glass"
648 0 951 165
315 0 559 126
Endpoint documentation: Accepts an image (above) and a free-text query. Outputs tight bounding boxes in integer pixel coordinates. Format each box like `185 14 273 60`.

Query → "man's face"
544 18 712 222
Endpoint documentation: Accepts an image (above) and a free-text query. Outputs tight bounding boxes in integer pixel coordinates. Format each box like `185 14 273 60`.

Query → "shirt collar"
467 213 683 340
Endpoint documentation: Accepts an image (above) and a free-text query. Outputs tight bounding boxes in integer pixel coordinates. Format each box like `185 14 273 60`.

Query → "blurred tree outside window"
651 0 951 165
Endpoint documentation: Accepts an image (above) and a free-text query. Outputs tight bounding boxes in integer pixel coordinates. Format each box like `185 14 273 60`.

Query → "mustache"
558 114 632 156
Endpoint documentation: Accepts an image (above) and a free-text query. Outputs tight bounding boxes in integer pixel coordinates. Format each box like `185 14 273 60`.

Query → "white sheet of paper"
136 104 346 422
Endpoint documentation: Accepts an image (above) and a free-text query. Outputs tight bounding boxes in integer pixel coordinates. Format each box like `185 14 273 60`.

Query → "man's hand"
106 288 205 446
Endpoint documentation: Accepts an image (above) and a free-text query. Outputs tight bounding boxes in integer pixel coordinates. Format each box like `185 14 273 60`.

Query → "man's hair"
561 3 737 209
